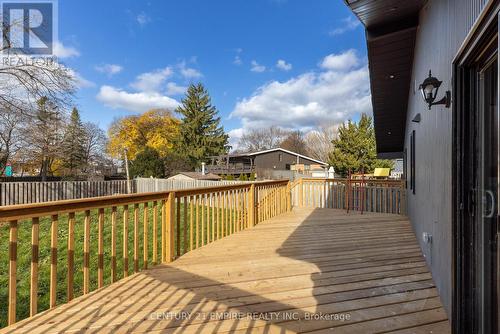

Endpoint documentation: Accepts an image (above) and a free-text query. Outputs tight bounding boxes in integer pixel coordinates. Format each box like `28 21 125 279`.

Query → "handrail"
0 180 291 327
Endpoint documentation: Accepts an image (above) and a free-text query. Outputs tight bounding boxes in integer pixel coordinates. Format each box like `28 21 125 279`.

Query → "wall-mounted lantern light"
419 70 451 110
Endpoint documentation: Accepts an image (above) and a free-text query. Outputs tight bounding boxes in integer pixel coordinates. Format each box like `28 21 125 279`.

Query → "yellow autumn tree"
107 109 180 160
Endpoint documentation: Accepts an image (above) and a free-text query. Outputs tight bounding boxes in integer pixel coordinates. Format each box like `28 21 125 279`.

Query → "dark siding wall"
253 151 323 170
405 0 489 316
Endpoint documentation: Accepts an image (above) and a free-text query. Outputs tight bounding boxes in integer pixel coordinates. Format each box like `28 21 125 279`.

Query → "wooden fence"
0 179 249 206
0 180 290 326
0 180 135 206
135 178 246 193
291 178 406 215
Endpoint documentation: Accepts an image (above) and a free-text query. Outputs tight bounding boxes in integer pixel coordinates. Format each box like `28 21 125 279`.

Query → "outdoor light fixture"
419 70 451 110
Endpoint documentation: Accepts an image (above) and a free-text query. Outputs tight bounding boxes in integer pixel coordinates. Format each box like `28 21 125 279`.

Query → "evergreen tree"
177 83 229 168
130 147 165 178
61 107 86 175
328 114 393 176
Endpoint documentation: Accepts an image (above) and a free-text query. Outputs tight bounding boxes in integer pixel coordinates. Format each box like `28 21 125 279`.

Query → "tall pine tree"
328 114 393 176
61 107 86 176
176 83 229 168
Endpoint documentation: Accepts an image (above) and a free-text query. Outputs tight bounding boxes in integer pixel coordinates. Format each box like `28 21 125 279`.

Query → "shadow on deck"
1 208 450 334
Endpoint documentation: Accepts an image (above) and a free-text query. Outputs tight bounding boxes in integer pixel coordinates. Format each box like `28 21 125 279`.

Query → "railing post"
165 192 175 262
249 184 256 226
8 220 18 325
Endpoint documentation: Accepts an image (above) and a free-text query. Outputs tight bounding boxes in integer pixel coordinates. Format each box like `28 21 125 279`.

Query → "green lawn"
0 201 240 328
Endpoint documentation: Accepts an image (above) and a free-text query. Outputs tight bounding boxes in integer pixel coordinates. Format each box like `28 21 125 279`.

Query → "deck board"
1 208 450 334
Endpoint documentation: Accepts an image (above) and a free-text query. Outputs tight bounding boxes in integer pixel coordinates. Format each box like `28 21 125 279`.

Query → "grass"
0 201 240 328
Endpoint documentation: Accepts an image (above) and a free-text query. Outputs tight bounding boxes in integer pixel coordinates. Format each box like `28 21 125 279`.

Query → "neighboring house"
167 172 222 181
344 1 497 332
207 148 327 178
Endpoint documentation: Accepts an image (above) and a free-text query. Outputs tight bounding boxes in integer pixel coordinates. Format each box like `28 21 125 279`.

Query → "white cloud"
67 68 94 88
233 55 242 65
95 64 123 77
97 85 180 113
53 41 80 58
137 12 151 26
228 128 245 150
320 49 359 71
166 82 187 96
233 48 243 65
276 59 292 71
178 61 203 79
130 67 173 92
329 16 361 36
231 50 371 137
251 60 266 73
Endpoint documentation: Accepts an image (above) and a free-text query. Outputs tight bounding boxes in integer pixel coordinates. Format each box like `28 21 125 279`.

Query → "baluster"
111 207 117 282
221 192 226 237
50 215 58 308
174 197 179 256
134 204 139 272
195 195 200 248
166 192 175 262
190 196 194 251
143 203 149 269
249 185 255 227
122 206 129 277
161 200 166 263
216 192 220 238
67 212 75 301
153 201 158 264
235 190 240 232
98 208 104 288
201 194 205 244
30 217 39 316
211 194 215 242
83 210 91 293
229 191 233 234
8 220 18 325
183 197 188 253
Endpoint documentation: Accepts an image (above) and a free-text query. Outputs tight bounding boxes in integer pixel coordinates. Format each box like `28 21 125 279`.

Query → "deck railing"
0 180 290 327
291 178 406 215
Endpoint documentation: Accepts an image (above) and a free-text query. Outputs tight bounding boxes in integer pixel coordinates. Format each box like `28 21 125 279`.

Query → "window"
410 130 416 194
403 148 408 189
279 153 282 162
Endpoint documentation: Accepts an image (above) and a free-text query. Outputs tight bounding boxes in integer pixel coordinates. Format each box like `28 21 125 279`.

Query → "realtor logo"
1 1 57 55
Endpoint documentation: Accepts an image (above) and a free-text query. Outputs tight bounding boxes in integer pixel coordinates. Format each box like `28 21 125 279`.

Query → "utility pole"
124 149 131 194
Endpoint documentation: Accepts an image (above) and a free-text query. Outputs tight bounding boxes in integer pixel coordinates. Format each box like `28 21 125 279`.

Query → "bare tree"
24 97 65 180
0 62 75 114
0 15 75 114
0 106 26 174
304 125 338 162
237 126 289 152
81 122 108 175
280 130 308 155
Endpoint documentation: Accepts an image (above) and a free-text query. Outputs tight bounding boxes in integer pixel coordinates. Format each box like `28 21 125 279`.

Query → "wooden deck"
1 208 450 334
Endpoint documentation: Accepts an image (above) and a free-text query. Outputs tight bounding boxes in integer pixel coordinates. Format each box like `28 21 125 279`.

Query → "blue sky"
56 0 370 146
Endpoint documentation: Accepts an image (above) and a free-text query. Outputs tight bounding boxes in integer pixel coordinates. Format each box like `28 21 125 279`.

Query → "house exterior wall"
405 0 490 316
253 151 323 170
